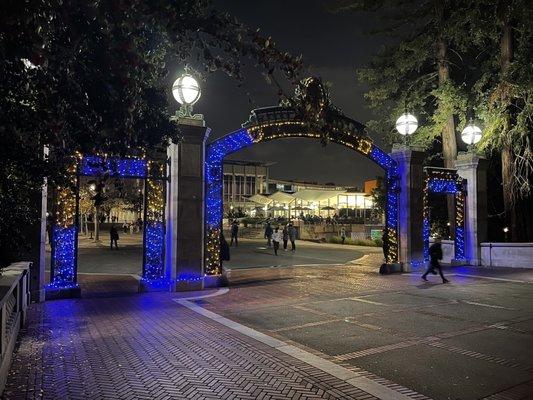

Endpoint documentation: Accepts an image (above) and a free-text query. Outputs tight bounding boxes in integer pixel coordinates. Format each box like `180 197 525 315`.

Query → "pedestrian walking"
272 227 282 256
282 225 289 251
265 222 273 247
340 228 346 245
220 232 230 269
110 224 119 250
422 238 450 283
288 223 297 252
230 220 239 246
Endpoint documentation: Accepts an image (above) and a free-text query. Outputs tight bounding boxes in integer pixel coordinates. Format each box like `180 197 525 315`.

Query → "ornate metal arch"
204 103 400 275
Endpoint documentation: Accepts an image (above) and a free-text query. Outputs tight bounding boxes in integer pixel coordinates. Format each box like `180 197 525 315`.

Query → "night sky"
194 0 389 187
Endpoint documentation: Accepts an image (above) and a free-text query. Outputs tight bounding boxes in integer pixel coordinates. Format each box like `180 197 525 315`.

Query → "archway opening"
219 138 385 271
205 106 400 276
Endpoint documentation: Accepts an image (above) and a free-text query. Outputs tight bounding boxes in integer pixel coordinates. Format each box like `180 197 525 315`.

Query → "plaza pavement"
10 241 533 399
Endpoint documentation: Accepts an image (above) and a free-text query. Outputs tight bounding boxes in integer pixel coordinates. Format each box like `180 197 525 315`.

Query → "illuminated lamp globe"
395 113 418 136
461 122 482 145
172 74 201 106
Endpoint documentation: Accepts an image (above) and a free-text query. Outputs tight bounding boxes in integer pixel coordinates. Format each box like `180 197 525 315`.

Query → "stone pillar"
167 118 210 291
390 146 425 271
454 153 488 266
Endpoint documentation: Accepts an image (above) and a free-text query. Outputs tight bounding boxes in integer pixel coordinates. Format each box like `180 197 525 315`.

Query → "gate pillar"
390 146 425 271
454 153 488 266
166 119 210 291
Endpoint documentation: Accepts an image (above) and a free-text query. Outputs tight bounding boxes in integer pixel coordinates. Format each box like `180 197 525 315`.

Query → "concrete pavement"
225 239 368 270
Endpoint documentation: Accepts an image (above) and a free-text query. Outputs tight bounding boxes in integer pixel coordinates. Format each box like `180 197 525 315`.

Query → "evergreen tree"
334 0 533 240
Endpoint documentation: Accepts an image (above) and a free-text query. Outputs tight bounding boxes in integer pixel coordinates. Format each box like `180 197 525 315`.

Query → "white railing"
0 262 30 395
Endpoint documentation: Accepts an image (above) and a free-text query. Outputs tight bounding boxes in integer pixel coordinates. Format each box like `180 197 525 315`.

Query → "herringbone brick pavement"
3 293 378 400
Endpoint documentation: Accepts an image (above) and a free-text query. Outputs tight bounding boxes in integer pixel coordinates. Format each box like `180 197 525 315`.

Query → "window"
246 176 255 195
235 176 245 200
223 175 233 201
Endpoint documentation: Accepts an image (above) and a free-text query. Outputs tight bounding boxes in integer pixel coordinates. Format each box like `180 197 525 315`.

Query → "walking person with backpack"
422 238 450 283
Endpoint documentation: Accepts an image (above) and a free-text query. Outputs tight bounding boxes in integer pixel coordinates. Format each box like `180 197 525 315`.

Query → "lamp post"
171 69 203 123
461 120 483 153
395 112 418 147
166 67 211 291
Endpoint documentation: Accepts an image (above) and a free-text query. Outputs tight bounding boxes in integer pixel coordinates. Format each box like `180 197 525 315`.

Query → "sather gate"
41 77 485 299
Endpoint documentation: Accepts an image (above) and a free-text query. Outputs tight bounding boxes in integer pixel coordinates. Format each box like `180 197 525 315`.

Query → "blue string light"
455 227 465 259
50 156 167 292
47 225 78 289
204 128 255 274
143 221 165 282
80 156 147 178
205 128 254 227
369 145 399 263
427 179 460 194
423 172 466 262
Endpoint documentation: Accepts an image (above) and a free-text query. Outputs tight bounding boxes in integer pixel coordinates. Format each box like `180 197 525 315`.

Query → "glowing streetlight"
172 69 202 119
461 121 483 152
395 113 418 136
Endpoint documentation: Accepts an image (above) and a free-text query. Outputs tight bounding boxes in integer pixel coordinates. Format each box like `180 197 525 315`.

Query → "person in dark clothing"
220 232 230 269
282 225 289 251
422 238 450 283
230 220 239 246
272 227 282 256
110 224 119 250
288 223 297 252
264 223 273 247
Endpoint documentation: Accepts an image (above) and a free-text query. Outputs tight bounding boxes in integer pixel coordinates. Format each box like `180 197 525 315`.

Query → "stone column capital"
454 152 488 170
177 124 211 145
390 147 425 164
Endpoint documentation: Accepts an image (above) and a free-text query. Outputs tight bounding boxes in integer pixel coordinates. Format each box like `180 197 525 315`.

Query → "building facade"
223 160 377 220
223 160 271 215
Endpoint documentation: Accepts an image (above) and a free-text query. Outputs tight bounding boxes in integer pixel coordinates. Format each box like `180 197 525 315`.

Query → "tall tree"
471 0 533 240
333 0 533 241
332 0 471 228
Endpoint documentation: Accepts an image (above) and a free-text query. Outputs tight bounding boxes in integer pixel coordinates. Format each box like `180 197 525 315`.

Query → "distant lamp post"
461 121 483 153
503 226 509 242
395 112 418 146
171 69 203 122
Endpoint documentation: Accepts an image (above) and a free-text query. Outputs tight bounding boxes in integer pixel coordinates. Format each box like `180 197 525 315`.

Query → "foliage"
328 235 382 247
0 0 302 265
370 176 386 218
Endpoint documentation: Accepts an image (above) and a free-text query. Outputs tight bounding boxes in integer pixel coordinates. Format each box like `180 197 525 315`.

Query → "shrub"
328 236 381 247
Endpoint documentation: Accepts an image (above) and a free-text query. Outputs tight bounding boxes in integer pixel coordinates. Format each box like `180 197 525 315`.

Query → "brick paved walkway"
4 293 381 400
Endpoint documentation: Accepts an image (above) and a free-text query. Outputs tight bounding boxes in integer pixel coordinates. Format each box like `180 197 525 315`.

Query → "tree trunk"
94 205 100 241
436 37 458 236
499 19 527 241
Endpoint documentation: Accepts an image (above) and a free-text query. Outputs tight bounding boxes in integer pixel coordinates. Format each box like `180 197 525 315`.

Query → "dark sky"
195 0 389 187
